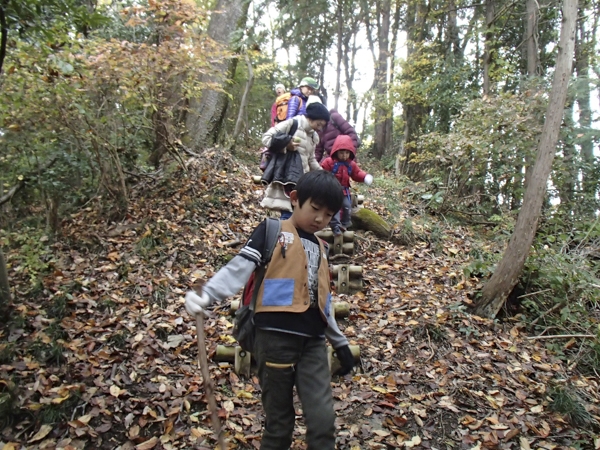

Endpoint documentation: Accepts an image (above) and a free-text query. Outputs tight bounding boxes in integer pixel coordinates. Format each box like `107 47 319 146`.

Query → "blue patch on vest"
262 279 294 306
324 293 332 318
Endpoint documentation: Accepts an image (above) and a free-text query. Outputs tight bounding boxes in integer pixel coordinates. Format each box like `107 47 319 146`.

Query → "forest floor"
1 150 599 450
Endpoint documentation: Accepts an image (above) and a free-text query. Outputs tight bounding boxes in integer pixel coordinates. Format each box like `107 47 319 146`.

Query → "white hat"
275 83 286 91
305 95 322 106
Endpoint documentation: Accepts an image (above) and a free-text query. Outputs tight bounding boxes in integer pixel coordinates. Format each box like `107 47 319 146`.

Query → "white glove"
185 291 211 316
364 174 373 186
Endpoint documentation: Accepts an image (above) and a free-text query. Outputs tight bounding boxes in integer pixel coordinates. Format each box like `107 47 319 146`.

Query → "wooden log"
333 279 363 292
332 265 363 278
342 242 354 255
328 345 361 375
215 345 236 362
314 230 354 243
234 346 251 377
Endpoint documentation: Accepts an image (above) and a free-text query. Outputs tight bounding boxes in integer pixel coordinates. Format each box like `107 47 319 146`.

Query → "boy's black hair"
294 171 344 212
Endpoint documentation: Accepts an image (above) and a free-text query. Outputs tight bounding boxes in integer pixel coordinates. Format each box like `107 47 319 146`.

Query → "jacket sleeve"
201 255 256 304
262 120 294 148
286 95 301 119
307 134 322 171
325 312 349 348
350 161 367 182
270 102 277 127
335 113 359 149
315 130 325 162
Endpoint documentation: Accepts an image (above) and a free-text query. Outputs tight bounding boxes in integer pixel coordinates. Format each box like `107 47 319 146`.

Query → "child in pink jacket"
321 134 373 235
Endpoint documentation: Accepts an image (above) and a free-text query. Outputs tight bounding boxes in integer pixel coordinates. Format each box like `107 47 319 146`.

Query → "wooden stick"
530 301 566 326
526 334 596 340
517 289 552 299
195 313 226 449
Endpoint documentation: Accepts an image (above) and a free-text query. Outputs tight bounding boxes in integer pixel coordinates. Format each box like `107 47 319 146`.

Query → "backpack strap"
288 119 298 137
332 161 351 176
250 218 282 311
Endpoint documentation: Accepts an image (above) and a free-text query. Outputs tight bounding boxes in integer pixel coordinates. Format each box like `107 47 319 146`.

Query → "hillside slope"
1 151 599 449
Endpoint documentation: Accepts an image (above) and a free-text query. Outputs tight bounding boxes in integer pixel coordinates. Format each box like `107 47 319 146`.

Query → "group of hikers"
262 77 372 235
185 77 374 449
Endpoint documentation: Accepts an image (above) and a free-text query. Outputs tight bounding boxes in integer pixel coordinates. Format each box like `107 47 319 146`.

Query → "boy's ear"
289 190 299 206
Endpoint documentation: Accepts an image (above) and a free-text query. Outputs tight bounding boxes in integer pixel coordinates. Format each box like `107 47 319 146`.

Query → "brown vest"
254 220 331 321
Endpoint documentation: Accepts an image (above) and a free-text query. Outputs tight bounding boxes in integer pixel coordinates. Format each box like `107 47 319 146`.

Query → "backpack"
275 93 303 123
232 218 282 352
259 119 299 172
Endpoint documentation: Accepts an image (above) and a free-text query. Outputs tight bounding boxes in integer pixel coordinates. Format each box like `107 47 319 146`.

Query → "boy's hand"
364 174 373 186
334 345 355 376
185 291 211 316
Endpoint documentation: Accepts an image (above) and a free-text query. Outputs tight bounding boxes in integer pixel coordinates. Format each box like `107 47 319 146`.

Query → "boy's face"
336 150 351 161
276 87 285 96
301 85 316 96
289 192 336 234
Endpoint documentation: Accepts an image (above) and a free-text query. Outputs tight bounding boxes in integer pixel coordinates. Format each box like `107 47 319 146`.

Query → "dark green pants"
254 328 335 450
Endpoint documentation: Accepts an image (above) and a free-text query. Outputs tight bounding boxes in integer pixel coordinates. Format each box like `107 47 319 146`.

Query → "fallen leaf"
135 436 158 449
28 424 53 443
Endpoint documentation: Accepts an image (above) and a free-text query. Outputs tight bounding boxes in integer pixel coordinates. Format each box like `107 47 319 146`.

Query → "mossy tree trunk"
351 208 391 239
0 247 11 313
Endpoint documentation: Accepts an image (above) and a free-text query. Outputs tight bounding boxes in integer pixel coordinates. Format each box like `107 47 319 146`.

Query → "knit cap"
305 102 330 122
275 83 285 91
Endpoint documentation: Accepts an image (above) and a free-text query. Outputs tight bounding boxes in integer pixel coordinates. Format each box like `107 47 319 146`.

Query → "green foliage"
549 386 598 429
1 0 227 225
417 87 548 215
0 230 54 284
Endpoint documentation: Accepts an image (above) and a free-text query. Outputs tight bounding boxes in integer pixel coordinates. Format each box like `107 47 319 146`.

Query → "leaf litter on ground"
1 151 599 449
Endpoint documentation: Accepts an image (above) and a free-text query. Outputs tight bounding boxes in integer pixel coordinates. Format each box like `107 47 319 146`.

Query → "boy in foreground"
185 171 355 450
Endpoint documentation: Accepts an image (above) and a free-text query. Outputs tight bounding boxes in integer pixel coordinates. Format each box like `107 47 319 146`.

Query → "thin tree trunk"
473 0 578 319
334 0 343 110
483 0 495 96
525 0 539 76
0 248 10 310
370 0 391 160
559 99 576 209
0 1 7 76
232 54 254 144
575 3 595 215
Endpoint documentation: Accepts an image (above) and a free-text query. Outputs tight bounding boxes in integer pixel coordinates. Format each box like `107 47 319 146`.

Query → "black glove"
334 345 355 376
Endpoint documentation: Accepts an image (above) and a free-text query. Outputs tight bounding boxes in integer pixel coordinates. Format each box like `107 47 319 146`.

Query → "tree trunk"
232 54 254 144
399 0 429 175
525 0 539 76
559 99 576 209
473 0 577 319
0 1 7 76
372 0 391 160
483 0 495 96
334 0 343 110
574 3 595 215
0 247 10 309
184 0 247 150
